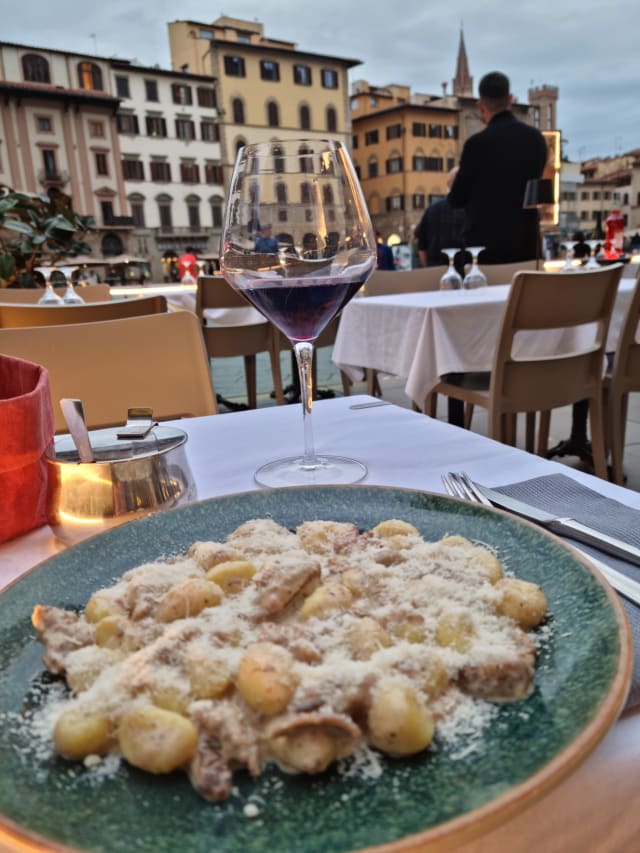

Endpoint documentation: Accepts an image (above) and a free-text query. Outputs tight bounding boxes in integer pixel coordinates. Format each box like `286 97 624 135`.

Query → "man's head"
261 224 272 235
477 71 512 122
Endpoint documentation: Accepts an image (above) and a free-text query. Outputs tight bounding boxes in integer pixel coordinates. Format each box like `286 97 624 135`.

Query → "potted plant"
0 185 94 288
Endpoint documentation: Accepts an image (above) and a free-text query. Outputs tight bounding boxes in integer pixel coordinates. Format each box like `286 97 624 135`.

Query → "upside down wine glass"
220 138 377 487
440 248 463 289
462 246 487 289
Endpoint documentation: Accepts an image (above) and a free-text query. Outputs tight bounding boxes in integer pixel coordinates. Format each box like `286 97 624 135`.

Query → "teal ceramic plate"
0 486 632 853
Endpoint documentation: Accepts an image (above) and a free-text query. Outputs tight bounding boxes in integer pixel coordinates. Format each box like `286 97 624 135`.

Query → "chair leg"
268 343 285 405
244 354 257 409
464 403 474 429
587 393 609 480
424 391 438 418
366 368 382 397
525 412 536 453
609 391 628 485
537 411 551 457
340 370 352 397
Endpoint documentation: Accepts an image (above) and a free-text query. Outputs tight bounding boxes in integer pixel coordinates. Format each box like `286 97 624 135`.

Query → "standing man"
448 71 547 264
254 224 279 253
416 167 466 276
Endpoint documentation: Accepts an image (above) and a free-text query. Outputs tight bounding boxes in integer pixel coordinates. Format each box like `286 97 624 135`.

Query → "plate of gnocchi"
0 485 631 853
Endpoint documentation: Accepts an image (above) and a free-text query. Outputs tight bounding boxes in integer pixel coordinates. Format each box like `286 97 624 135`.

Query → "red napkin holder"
0 354 55 543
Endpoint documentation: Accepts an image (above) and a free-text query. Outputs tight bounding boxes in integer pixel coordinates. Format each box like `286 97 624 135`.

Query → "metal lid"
50 424 188 464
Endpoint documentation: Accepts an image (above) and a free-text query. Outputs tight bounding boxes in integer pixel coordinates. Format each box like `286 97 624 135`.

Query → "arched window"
299 104 311 131
185 194 201 230
266 100 280 128
101 233 124 256
209 194 224 229
22 53 50 83
272 144 285 174
156 193 173 231
275 182 287 204
299 144 313 174
323 185 334 205
232 98 245 124
78 61 103 91
300 182 312 204
326 106 337 133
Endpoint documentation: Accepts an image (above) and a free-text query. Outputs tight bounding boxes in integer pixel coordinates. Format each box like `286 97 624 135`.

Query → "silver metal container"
46 424 196 544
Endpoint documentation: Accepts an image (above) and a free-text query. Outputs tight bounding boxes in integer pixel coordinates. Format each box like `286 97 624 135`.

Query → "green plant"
0 185 94 287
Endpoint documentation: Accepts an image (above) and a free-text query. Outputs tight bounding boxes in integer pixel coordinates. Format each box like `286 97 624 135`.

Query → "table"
1 396 638 852
332 278 637 409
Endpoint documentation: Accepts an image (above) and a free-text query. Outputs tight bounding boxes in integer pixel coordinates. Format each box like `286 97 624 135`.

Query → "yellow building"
167 17 360 192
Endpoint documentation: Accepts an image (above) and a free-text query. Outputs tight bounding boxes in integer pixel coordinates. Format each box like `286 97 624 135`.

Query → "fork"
441 471 640 606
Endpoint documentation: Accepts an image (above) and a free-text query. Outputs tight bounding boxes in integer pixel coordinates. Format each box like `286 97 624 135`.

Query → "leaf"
3 219 35 236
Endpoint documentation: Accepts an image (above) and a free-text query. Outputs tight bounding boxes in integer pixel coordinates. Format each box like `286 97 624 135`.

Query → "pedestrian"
254 224 279 253
415 167 466 275
375 232 394 270
448 71 548 264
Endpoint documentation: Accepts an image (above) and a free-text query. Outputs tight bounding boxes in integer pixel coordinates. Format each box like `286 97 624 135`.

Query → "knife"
475 483 640 568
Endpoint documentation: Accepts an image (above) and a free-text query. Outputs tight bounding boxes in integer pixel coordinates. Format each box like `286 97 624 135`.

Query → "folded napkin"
0 354 54 543
496 473 640 709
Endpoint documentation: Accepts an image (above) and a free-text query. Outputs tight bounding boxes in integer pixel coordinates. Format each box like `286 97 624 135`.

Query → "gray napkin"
496 473 640 709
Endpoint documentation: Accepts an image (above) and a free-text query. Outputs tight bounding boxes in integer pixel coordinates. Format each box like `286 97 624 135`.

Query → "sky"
2 0 638 163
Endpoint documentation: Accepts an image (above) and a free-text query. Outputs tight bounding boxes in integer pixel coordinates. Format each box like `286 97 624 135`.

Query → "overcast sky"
3 0 637 162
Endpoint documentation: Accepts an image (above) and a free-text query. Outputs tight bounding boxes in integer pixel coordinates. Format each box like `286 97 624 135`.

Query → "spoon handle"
59 398 94 463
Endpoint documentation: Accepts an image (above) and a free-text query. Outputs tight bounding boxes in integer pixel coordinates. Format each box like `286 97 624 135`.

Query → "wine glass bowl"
440 248 463 290
35 266 63 305
462 246 487 289
59 266 85 304
220 138 377 487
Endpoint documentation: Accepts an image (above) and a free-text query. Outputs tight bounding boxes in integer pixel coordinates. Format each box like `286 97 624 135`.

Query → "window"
42 149 57 179
386 195 405 211
88 120 105 138
364 130 378 145
117 113 139 134
145 79 159 101
224 55 246 77
204 164 224 184
323 186 334 205
210 199 223 228
428 124 442 138
368 160 378 178
150 160 171 182
22 53 50 83
273 145 285 174
95 152 109 176
197 86 217 108
321 68 338 89
100 201 114 225
129 198 145 228
424 157 444 171
186 197 201 230
267 101 280 127
300 182 312 204
232 98 245 124
146 116 167 137
412 193 426 209
413 122 426 137
175 118 196 141
326 107 337 133
115 76 130 98
158 199 173 230
122 158 144 180
581 191 589 201
413 155 426 171
275 182 287 204
592 191 600 200
352 134 358 149
200 120 219 142
444 125 458 139
386 157 403 174
293 64 312 86
299 145 313 174
446 157 456 171
580 211 589 221
260 60 280 82
36 116 52 132
78 62 103 91
180 162 200 183
171 84 192 105
299 104 311 130
386 124 402 140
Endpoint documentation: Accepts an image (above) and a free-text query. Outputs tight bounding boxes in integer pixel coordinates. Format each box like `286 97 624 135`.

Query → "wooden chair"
196 275 284 408
0 295 166 328
364 267 443 296
605 268 640 484
0 283 112 303
475 260 538 285
0 311 217 432
423 265 623 480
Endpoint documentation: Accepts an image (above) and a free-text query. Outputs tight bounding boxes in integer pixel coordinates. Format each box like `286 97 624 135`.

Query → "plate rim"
0 484 633 853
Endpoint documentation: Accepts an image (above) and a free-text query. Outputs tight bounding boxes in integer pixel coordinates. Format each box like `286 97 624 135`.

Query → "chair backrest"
195 275 272 358
364 267 443 296
0 311 217 432
0 283 112 303
477 260 538 285
609 267 640 396
490 264 624 416
0 295 167 328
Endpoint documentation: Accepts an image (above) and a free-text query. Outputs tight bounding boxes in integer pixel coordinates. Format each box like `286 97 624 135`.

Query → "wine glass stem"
294 340 320 466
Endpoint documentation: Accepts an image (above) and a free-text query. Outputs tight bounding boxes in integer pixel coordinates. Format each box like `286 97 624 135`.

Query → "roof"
0 79 120 108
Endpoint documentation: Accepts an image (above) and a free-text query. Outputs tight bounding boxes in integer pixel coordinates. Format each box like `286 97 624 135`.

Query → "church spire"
452 27 473 97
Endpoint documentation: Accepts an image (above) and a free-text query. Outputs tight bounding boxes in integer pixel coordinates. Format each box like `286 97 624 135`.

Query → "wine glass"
561 241 578 272
220 138 377 487
35 265 63 305
440 248 462 289
59 266 85 304
584 240 601 270
462 247 488 289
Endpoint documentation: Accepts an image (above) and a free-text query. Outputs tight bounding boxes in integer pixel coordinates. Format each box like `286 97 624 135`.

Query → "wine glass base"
254 454 367 488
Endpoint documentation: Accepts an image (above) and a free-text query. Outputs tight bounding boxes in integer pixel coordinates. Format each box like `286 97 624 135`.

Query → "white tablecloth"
1 397 639 852
333 278 636 407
